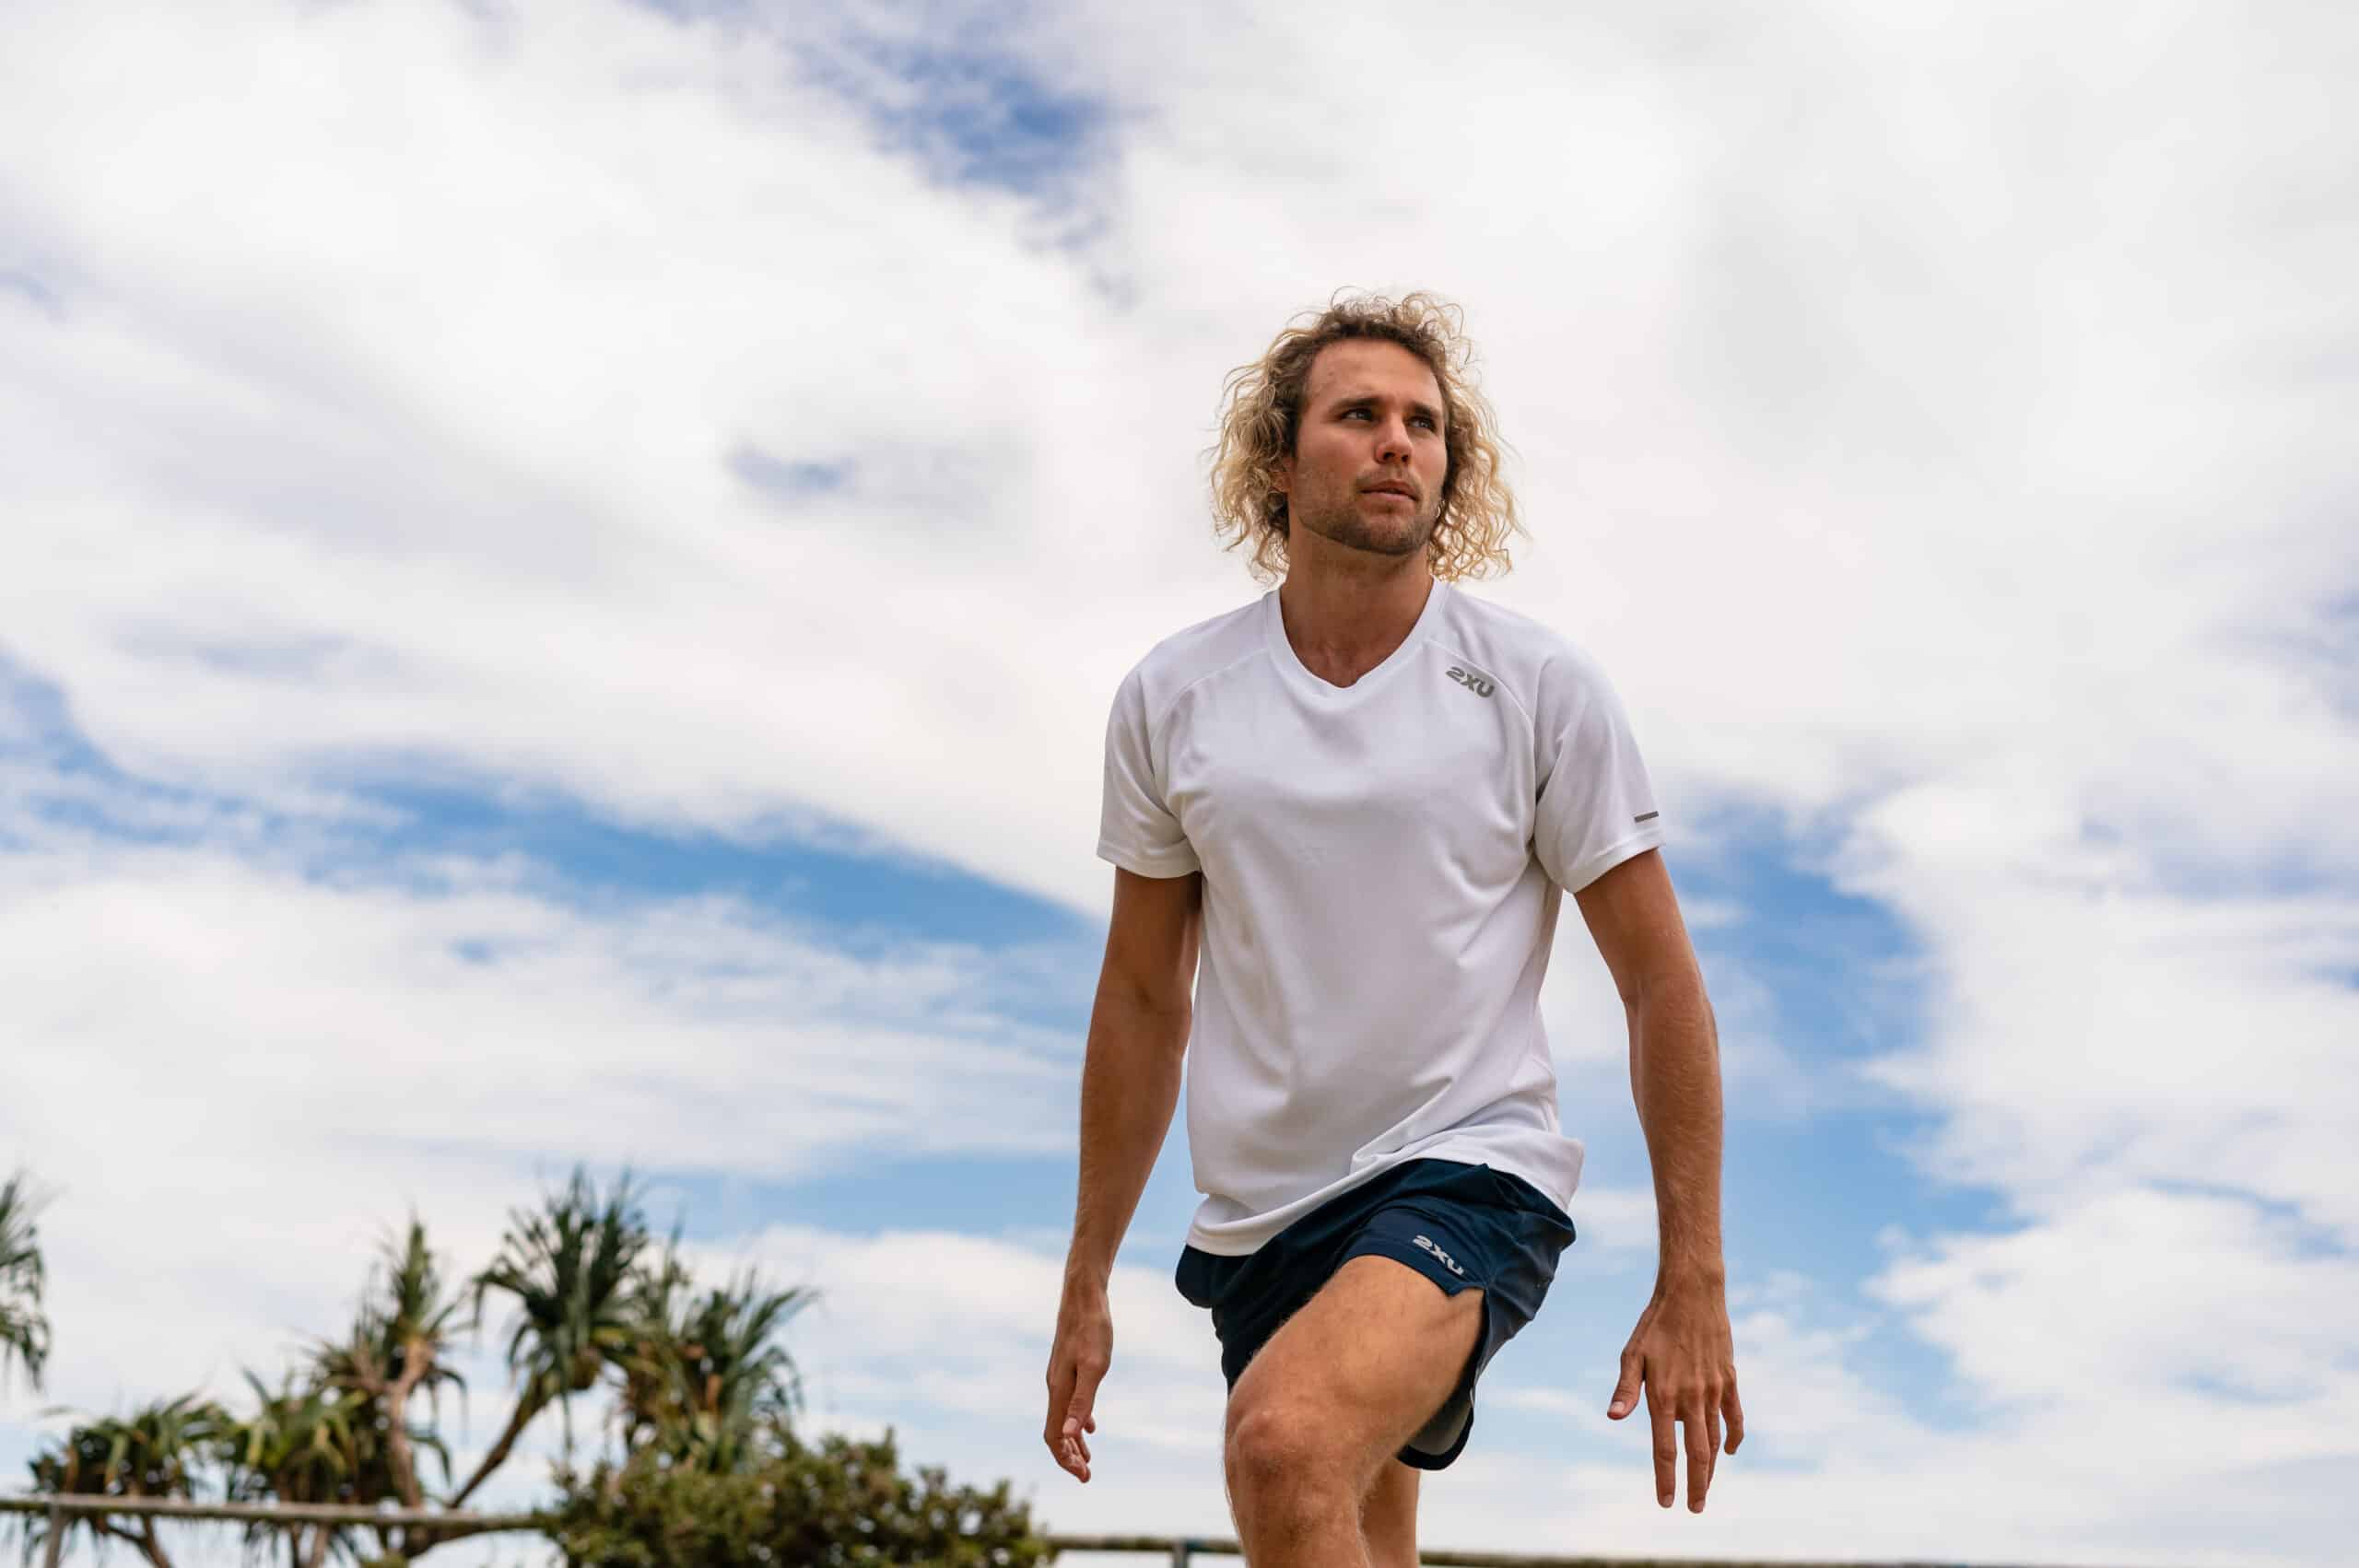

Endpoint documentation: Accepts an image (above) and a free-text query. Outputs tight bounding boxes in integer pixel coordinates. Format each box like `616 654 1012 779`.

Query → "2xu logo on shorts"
1412 1234 1466 1277
1445 665 1496 698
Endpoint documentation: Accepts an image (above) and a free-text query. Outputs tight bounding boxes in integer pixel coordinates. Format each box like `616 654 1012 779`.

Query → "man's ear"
1271 453 1292 495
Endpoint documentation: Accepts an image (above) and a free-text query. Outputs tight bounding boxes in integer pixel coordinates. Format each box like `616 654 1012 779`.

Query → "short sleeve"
1533 660 1664 892
1097 666 1201 878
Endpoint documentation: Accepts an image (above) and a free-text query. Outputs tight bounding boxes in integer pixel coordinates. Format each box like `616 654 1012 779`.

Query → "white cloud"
1845 817 2359 1236
1874 1187 2359 1422
2 0 2351 896
0 816 1086 1463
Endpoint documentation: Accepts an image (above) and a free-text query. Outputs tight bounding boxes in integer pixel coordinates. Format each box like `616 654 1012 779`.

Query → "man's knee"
1225 1395 1354 1499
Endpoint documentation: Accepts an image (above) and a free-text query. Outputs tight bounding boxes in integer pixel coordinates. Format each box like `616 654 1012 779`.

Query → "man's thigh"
1226 1252 1485 1481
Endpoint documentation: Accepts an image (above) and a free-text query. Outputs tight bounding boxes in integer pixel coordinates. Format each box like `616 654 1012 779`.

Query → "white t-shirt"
1097 578 1666 1256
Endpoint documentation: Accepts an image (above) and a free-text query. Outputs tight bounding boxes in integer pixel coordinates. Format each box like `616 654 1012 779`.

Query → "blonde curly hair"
1206 289 1522 582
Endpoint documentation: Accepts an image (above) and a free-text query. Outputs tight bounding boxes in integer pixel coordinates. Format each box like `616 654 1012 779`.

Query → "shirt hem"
1097 840 1202 878
1560 825 1665 892
1185 1142 1578 1257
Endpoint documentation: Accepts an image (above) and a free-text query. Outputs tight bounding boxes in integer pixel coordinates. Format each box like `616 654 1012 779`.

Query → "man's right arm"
1043 865 1203 1483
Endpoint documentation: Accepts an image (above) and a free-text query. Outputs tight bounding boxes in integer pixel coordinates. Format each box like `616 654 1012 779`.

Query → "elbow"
1099 976 1193 1057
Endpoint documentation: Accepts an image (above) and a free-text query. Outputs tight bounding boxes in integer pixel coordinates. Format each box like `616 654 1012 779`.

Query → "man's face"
1277 338 1449 562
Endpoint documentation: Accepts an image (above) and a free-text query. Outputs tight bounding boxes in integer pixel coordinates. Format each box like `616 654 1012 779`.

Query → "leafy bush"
548 1422 1053 1568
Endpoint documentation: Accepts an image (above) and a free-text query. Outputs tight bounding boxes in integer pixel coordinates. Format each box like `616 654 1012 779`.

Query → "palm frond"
21 1391 233 1564
0 1170 53 1395
616 1259 816 1473
448 1166 652 1505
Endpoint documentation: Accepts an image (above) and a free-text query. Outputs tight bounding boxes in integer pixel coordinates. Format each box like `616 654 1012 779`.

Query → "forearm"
1065 988 1189 1286
1627 977 1726 1283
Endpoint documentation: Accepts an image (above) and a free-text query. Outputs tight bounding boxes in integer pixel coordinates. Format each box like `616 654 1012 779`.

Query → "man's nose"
1374 415 1414 461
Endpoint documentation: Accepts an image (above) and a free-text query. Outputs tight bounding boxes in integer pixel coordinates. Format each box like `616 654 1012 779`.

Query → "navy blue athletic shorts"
1173 1157 1577 1470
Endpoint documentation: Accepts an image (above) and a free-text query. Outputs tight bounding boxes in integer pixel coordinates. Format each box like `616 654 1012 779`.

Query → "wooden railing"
0 1494 2074 1567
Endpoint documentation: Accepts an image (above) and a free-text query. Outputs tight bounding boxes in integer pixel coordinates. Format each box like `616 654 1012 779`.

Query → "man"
1043 291 1743 1568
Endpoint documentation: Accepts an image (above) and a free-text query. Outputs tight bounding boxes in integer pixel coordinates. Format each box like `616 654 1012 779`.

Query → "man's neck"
1275 548 1435 689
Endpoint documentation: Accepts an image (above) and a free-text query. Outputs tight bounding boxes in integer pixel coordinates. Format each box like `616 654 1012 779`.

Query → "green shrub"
548 1422 1054 1568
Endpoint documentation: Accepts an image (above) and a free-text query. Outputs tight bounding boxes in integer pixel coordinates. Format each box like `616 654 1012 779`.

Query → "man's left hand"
1606 1272 1744 1513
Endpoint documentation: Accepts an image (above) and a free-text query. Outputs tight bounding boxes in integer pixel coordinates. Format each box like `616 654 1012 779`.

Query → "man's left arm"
1574 847 1746 1515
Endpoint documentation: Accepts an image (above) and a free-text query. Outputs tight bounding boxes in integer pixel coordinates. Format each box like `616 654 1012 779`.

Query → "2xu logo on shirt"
1445 665 1496 698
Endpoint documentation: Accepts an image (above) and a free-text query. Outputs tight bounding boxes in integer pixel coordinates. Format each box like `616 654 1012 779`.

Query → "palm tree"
447 1167 651 1507
616 1253 813 1473
0 1169 51 1395
613 1239 694 1459
306 1217 468 1514
217 1370 369 1568
24 1393 231 1568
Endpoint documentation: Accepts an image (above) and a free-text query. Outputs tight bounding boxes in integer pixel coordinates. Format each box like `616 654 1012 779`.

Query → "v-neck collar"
1263 578 1449 701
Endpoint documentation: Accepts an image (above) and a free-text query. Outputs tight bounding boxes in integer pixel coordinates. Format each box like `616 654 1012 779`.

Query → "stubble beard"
1291 483 1440 561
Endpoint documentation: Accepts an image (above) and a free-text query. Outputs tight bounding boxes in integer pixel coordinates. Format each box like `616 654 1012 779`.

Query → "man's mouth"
1365 484 1415 499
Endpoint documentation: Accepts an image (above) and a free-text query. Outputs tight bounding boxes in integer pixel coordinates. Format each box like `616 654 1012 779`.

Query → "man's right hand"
1042 1274 1113 1482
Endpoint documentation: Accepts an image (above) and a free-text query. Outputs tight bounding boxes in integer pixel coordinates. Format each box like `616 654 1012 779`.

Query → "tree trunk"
446 1388 542 1509
89 1521 147 1568
134 1517 175 1568
385 1340 428 1509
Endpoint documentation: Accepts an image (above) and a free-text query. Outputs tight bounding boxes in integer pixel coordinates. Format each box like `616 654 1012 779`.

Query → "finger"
1063 1357 1107 1441
1707 1403 1723 1471
1684 1398 1714 1513
1044 1360 1092 1480
1042 1362 1074 1456
1723 1376 1745 1453
1062 1357 1108 1473
1647 1385 1676 1510
1607 1344 1642 1420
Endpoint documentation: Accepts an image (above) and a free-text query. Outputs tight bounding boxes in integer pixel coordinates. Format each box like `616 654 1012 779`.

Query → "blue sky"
2 3 2354 1565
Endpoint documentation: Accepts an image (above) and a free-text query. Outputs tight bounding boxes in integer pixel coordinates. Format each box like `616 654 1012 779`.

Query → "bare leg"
1222 1255 1480 1568
1360 1460 1421 1568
